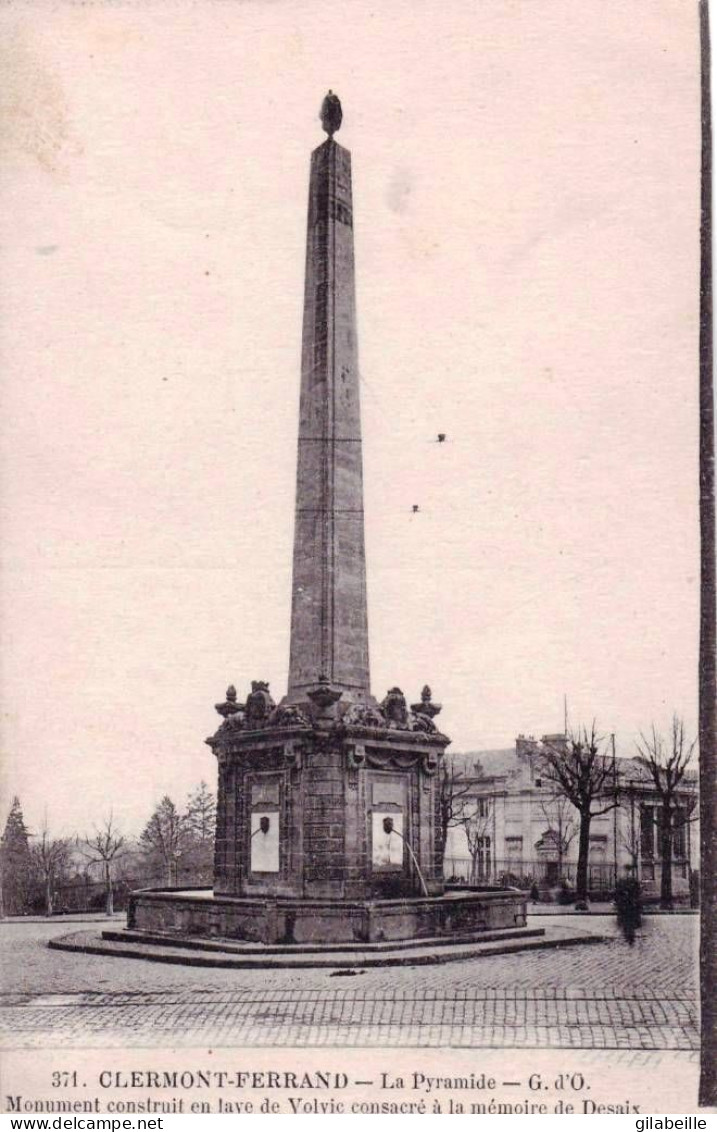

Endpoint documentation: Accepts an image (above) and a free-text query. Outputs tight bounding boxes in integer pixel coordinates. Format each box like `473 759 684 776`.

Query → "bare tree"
459 801 492 884
79 814 126 915
140 797 185 886
437 757 479 872
617 786 642 875
31 825 71 917
635 716 697 910
539 793 577 882
539 725 618 908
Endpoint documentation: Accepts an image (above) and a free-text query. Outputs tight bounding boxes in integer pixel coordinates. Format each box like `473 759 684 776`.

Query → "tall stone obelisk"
287 92 371 705
129 95 530 949
204 94 456 929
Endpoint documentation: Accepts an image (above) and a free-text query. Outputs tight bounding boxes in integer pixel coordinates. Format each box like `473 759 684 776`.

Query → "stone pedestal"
209 686 449 906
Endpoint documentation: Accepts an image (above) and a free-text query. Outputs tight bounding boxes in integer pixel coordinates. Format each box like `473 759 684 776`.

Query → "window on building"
673 810 687 859
640 805 655 860
473 836 491 880
505 836 522 857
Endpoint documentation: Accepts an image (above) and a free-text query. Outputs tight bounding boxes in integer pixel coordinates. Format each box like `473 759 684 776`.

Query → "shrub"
557 879 574 905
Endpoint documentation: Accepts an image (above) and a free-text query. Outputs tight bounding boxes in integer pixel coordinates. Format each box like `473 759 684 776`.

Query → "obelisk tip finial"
320 90 342 138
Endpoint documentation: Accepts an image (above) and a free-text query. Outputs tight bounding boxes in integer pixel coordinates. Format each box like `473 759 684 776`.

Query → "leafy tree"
540 725 618 908
0 797 33 916
183 782 216 884
186 781 216 843
139 797 185 886
79 814 126 915
635 716 697 910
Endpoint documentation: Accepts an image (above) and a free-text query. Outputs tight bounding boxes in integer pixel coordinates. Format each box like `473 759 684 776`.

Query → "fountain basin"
127 885 527 945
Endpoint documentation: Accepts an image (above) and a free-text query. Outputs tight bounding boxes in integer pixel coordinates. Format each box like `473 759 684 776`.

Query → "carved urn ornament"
411 684 442 720
215 684 243 719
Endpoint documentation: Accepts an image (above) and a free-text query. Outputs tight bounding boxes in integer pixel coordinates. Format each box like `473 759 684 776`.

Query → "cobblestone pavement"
0 914 698 1050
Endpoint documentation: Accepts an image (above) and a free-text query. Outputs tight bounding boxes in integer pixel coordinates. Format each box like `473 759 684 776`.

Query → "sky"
0 0 702 838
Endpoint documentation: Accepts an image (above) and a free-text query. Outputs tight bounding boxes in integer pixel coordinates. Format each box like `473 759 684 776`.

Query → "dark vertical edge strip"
698 0 717 1110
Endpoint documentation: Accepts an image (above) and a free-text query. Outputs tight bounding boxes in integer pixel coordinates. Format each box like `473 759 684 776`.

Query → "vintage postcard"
1 0 714 1119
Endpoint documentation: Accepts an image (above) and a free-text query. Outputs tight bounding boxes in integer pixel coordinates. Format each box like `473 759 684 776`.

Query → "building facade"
443 735 698 900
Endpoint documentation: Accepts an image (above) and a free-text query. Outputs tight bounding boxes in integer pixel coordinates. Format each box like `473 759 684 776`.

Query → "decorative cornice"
208 680 450 749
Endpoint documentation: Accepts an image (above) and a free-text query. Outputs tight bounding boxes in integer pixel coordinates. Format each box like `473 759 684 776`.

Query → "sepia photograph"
0 0 714 1117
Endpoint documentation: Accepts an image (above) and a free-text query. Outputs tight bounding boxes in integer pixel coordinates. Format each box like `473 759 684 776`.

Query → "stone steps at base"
102 925 544 956
49 925 604 970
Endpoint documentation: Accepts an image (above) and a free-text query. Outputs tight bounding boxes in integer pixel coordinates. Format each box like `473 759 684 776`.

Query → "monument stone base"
127 885 527 945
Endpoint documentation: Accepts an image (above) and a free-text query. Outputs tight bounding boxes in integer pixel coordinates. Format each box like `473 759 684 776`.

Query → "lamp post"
698 0 716 1107
612 736 619 892
630 782 638 877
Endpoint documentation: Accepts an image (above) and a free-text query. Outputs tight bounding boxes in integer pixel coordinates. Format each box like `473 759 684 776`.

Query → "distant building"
443 734 698 900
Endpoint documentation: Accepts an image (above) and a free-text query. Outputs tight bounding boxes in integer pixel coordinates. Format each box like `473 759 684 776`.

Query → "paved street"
0 914 698 1050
